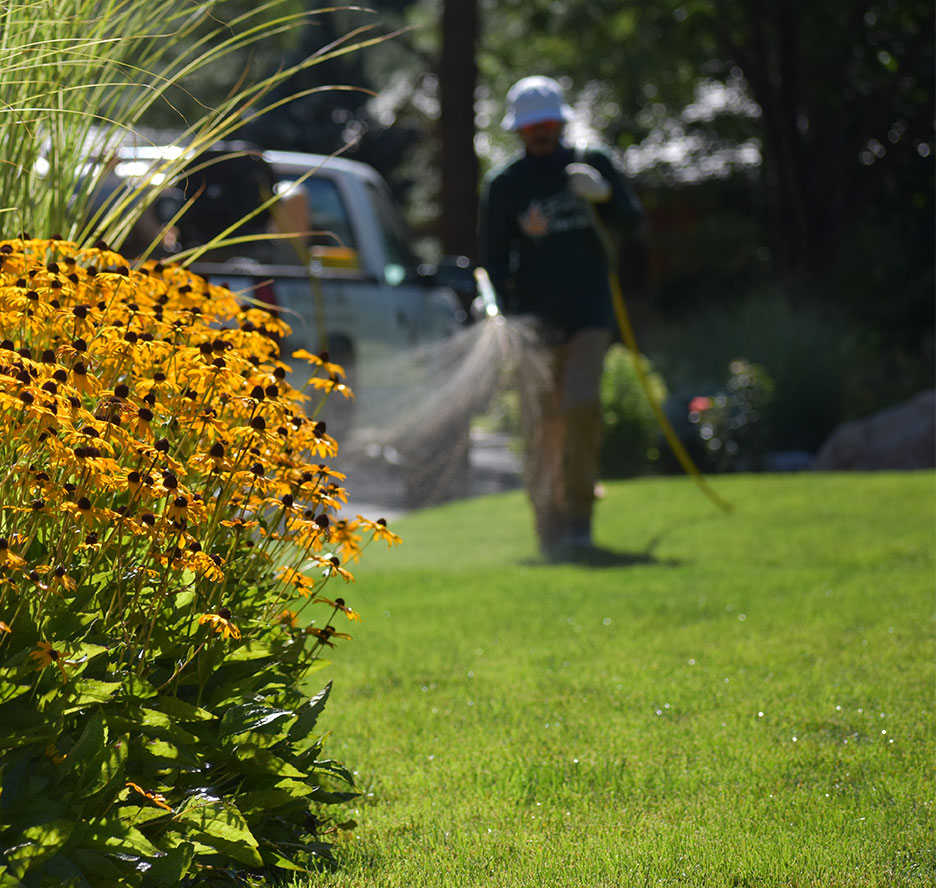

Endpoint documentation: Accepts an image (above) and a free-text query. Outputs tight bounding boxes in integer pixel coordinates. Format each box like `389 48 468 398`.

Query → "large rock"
814 389 935 470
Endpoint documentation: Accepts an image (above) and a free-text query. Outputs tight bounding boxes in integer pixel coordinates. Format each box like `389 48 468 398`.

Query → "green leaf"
0 710 57 750
62 679 122 714
219 702 293 738
69 848 125 884
0 869 26 888
6 820 75 873
173 589 195 609
231 743 307 779
114 806 172 828
12 795 69 829
87 817 163 858
142 841 194 887
71 643 109 663
226 641 274 662
236 779 316 813
80 738 128 799
31 852 94 888
307 787 358 804
312 758 355 786
288 681 332 742
143 738 183 762
176 798 264 868
121 674 158 700
151 695 215 723
0 749 31 812
66 710 106 767
259 848 311 873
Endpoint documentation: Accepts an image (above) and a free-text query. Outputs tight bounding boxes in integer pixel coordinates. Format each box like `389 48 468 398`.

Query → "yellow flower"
291 348 347 378
198 608 241 639
0 538 25 570
70 360 100 395
0 620 10 634
277 566 318 597
313 597 361 622
29 641 68 682
277 608 299 629
45 743 66 765
306 625 352 647
125 781 172 812
355 515 402 548
308 553 354 583
306 375 354 400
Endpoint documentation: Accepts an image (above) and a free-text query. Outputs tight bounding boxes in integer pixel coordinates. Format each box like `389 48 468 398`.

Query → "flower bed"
0 238 397 886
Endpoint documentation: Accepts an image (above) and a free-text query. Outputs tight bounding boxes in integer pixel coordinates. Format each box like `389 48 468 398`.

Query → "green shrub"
686 359 774 472
600 344 667 478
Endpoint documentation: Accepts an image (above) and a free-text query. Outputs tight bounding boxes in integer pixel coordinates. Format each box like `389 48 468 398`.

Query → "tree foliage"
475 0 933 371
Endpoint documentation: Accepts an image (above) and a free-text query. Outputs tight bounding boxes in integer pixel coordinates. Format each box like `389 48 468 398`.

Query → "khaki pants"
521 327 610 548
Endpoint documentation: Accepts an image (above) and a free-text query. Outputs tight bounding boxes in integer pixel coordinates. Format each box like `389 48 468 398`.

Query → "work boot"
560 517 592 549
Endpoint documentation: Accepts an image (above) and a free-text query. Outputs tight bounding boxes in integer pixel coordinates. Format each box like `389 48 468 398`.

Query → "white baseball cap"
501 76 573 131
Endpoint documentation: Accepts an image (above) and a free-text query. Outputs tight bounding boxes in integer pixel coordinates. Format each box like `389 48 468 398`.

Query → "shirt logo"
518 201 550 239
518 192 591 241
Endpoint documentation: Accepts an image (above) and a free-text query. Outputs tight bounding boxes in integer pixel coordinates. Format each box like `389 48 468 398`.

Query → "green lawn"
297 472 935 887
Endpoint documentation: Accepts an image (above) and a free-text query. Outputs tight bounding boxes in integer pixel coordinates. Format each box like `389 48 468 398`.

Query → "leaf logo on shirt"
518 201 550 239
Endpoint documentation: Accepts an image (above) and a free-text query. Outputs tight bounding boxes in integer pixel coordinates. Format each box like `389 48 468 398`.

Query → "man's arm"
585 150 644 236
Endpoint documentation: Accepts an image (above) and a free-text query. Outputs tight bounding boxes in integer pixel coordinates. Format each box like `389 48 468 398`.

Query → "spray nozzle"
473 266 502 319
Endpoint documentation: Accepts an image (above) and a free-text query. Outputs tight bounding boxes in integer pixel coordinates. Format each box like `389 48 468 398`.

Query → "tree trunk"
438 0 479 259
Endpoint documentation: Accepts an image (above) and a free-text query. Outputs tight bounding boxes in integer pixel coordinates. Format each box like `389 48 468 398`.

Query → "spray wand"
473 265 503 319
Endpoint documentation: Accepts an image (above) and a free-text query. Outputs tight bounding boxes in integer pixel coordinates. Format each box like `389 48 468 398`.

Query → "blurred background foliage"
138 0 934 463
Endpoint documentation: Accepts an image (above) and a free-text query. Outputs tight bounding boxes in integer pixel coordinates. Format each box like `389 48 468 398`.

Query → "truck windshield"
299 179 357 250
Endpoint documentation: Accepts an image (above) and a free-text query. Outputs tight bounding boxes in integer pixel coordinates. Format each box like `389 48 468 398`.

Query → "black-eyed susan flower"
0 538 25 570
308 553 354 583
45 743 66 765
356 516 402 548
29 641 69 682
198 608 241 639
306 625 352 647
291 348 347 379
124 781 172 812
277 566 318 597
69 361 100 396
313 597 361 622
277 609 299 629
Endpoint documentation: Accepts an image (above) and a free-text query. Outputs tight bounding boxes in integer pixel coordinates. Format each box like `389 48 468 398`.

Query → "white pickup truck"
170 149 472 427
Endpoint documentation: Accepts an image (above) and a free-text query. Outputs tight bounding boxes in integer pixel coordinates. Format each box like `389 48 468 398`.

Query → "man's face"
519 120 562 157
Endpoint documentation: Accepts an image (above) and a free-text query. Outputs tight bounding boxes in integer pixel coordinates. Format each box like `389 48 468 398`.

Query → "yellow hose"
607 267 733 513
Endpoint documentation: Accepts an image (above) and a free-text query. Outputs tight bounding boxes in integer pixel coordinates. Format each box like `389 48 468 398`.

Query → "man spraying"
480 75 644 555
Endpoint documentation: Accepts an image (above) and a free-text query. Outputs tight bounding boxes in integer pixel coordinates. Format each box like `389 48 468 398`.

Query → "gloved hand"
565 163 611 202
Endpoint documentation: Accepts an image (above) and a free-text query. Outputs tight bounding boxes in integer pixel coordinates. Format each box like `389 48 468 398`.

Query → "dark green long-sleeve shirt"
479 143 643 339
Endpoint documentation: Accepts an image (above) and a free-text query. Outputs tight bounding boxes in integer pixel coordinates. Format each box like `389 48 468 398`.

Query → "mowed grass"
296 472 934 887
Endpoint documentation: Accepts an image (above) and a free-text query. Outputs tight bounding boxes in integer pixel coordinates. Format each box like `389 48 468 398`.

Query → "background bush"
643 289 888 454
599 344 667 478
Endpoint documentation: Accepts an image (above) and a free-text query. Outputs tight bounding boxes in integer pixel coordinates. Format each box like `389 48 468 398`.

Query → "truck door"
361 180 457 346
271 175 392 363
